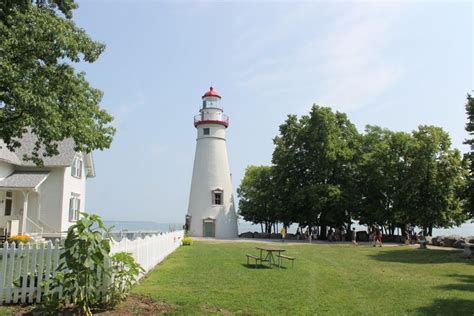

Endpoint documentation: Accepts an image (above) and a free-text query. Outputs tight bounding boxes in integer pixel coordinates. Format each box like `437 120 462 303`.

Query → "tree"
237 165 280 233
272 105 360 238
358 126 413 234
464 94 474 218
0 0 115 164
407 126 468 235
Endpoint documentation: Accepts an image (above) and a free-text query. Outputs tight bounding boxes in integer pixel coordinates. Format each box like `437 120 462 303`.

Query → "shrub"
182 237 193 246
41 212 143 315
41 213 111 315
109 252 144 306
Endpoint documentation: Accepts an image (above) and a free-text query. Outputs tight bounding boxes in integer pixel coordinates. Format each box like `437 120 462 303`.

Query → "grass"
133 241 474 315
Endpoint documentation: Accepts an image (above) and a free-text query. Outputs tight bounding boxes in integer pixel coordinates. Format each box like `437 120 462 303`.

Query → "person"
296 227 301 240
373 227 382 247
351 228 358 246
280 225 286 242
305 226 312 243
328 228 334 241
405 224 411 245
334 227 340 241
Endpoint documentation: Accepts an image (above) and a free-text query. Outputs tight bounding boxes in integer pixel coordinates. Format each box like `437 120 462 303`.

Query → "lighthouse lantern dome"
202 87 222 109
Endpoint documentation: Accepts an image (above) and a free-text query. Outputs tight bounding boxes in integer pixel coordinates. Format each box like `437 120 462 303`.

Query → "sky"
73 0 473 224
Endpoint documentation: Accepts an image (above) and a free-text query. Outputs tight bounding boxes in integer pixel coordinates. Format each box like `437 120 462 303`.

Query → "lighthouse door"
203 218 215 237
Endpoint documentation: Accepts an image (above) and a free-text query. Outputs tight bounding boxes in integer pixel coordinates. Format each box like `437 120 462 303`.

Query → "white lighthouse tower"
186 87 238 238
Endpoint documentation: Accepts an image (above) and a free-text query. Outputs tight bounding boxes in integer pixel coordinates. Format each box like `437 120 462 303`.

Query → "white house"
0 132 94 239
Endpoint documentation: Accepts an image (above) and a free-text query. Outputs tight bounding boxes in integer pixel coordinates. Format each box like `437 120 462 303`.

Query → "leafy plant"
182 237 193 246
41 213 112 316
109 252 144 306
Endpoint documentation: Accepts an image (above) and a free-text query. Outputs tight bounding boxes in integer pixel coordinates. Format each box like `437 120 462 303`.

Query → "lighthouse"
186 87 238 238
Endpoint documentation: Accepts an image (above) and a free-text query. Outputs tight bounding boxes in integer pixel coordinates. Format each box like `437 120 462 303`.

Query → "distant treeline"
237 95 474 238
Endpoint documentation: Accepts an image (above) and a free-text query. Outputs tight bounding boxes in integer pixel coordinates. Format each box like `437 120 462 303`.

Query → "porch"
0 171 59 240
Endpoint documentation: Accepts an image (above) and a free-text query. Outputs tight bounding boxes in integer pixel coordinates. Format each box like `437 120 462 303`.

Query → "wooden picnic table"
256 247 285 266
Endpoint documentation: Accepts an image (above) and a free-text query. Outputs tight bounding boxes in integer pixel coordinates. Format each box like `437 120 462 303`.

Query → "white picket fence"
110 230 184 273
0 230 184 304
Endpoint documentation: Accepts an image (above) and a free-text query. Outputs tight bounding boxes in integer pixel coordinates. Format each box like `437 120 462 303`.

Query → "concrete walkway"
192 237 403 247
192 237 463 251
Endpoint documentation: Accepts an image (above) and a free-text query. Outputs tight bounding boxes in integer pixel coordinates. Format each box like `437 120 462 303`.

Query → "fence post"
36 242 46 303
0 242 9 304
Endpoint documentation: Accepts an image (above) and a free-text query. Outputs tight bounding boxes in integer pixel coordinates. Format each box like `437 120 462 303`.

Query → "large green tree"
0 0 114 164
407 126 468 234
272 105 360 238
237 165 281 233
358 126 413 234
464 94 474 218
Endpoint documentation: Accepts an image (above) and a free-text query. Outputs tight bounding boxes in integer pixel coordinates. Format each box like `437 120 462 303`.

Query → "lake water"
104 220 474 237
104 221 182 233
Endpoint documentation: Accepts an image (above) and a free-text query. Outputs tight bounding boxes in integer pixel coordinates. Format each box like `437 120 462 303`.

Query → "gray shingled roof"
0 132 76 167
0 171 50 189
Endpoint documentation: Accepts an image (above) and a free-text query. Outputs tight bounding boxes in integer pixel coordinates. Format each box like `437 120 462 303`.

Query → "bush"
109 252 144 306
41 212 143 315
182 237 193 246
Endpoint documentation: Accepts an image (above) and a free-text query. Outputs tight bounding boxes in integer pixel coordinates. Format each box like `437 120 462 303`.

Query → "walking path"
192 237 463 251
192 237 403 247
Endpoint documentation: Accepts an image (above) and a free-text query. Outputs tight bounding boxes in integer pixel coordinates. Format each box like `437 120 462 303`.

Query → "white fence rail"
0 230 184 304
110 230 184 273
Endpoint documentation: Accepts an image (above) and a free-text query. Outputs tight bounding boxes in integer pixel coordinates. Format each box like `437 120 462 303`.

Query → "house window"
203 128 210 135
71 157 83 178
212 190 223 205
69 195 81 222
4 191 12 216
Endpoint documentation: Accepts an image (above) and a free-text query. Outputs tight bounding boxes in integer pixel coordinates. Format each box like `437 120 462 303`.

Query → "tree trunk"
260 223 263 233
320 224 327 240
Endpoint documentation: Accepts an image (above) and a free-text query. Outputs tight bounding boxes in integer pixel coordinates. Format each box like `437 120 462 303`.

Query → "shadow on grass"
369 248 473 265
415 298 474 315
436 274 474 292
241 263 271 269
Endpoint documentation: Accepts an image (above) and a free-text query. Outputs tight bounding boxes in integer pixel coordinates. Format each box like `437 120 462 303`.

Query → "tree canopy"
238 104 470 237
271 106 360 237
0 0 114 164
237 165 280 233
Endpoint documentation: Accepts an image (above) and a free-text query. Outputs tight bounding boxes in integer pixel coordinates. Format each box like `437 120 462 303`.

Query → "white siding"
37 168 64 233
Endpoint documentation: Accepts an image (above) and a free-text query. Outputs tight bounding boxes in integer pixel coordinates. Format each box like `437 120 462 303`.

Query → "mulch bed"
7 294 174 316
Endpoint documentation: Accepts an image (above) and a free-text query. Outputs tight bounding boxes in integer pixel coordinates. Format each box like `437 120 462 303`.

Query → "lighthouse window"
203 128 210 135
212 190 223 205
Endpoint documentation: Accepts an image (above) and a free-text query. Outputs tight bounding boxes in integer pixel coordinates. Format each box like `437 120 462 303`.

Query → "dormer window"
71 156 82 178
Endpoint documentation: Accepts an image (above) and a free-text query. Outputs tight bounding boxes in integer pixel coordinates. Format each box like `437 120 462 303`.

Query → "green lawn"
133 241 474 315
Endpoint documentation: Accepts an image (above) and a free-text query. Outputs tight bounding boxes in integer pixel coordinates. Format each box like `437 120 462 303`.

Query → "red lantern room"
194 86 229 128
202 86 221 99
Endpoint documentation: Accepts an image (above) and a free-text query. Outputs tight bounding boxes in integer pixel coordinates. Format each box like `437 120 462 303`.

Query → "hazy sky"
74 0 473 223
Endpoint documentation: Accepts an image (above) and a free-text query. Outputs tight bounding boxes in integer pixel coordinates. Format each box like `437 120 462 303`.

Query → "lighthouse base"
186 211 238 239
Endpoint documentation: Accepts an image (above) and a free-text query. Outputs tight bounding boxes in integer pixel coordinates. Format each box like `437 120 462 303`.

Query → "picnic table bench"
276 254 296 268
246 253 262 266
